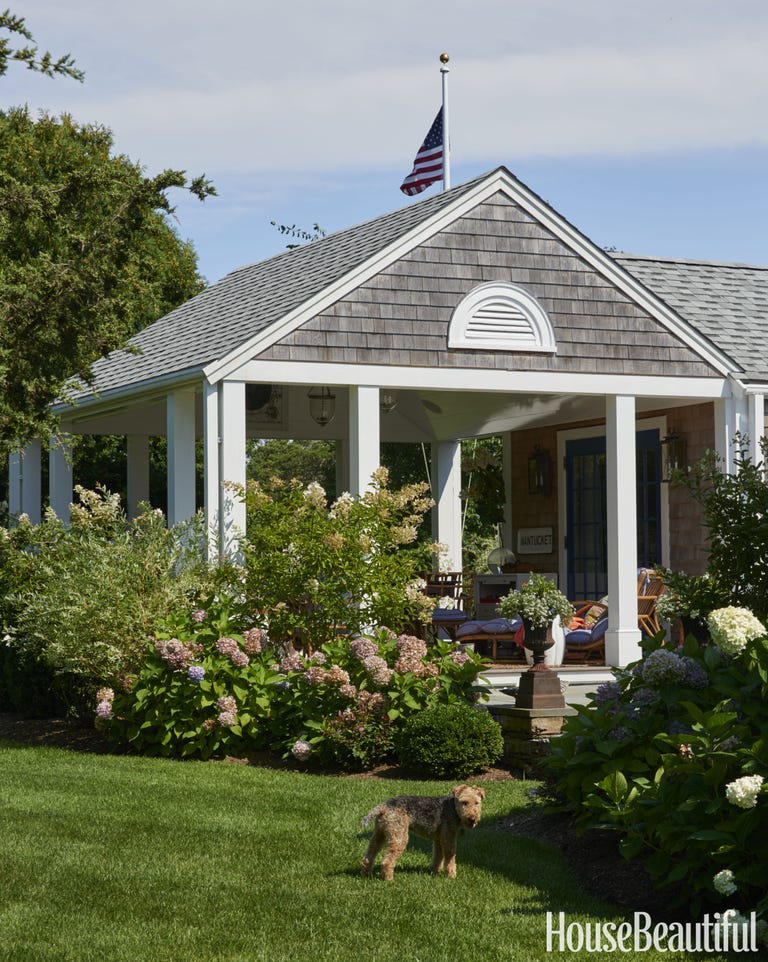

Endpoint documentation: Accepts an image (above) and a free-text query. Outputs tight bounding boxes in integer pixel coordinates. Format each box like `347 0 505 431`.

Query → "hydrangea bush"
105 600 488 768
547 623 768 921
0 487 222 715
236 470 436 649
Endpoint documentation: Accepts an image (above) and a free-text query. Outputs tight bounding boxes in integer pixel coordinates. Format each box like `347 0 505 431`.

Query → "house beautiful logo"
545 911 760 954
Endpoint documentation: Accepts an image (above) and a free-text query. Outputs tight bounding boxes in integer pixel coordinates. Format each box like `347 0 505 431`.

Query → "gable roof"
65 167 766 410
68 172 488 402
614 254 768 383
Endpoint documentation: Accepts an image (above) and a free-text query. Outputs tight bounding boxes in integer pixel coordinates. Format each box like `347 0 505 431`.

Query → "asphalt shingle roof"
614 254 768 381
73 173 486 400
69 169 768 406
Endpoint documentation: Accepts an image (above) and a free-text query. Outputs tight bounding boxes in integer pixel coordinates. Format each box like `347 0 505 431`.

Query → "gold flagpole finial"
439 53 450 64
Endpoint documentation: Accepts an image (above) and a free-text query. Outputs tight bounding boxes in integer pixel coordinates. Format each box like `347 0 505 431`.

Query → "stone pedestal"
515 664 567 710
486 704 577 770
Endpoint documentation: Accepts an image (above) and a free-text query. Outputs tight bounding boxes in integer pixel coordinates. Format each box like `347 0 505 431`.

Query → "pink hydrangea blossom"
279 653 305 673
303 666 327 685
349 637 378 660
217 710 237 729
325 665 351 686
362 655 393 688
215 637 250 668
243 627 266 654
155 638 203 671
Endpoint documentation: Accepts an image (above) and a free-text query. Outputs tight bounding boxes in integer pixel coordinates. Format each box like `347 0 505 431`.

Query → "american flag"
400 108 444 195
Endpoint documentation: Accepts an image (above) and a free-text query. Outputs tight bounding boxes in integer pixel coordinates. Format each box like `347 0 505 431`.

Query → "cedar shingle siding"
259 194 720 377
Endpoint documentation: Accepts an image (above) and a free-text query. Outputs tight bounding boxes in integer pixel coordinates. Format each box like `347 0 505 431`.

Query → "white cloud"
6 0 768 177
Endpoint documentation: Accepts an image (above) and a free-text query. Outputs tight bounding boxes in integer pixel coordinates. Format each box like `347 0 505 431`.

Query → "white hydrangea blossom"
725 774 764 810
640 649 687 686
707 606 766 656
329 491 354 518
434 595 457 610
713 869 738 896
303 481 327 509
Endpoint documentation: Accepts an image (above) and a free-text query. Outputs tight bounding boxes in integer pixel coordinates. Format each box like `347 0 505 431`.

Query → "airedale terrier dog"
360 784 485 880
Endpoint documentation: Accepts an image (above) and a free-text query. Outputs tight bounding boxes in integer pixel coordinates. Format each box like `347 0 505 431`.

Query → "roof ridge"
615 252 768 271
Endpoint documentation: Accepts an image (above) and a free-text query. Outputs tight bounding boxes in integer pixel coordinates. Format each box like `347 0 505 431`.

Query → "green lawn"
0 742 736 962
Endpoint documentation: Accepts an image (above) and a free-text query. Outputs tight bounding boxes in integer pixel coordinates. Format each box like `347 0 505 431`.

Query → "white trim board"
231 359 730 401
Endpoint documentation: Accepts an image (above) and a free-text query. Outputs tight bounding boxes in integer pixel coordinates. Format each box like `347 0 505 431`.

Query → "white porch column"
605 395 641 666
8 451 22 518
127 435 150 519
348 386 380 496
714 394 748 473
167 388 197 526
49 436 73 522
219 380 246 556
747 393 765 468
203 381 221 558
431 440 463 572
501 432 514 553
10 441 42 524
335 439 350 496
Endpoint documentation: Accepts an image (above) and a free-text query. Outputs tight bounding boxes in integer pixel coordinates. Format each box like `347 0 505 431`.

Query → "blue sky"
6 1 768 284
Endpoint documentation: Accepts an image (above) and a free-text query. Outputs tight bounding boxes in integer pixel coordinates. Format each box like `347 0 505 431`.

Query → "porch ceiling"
60 384 709 442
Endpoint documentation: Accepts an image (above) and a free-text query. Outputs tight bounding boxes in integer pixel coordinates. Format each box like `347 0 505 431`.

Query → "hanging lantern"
307 386 336 426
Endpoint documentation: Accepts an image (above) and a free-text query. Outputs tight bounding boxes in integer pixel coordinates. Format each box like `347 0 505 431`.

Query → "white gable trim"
447 282 556 353
204 168 734 385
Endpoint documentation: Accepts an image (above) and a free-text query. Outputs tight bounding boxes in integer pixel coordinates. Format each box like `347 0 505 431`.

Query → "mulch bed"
0 713 669 916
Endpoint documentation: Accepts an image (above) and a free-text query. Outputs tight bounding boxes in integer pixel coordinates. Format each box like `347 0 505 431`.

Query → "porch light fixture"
307 386 336 427
661 433 687 482
379 391 398 414
528 446 552 496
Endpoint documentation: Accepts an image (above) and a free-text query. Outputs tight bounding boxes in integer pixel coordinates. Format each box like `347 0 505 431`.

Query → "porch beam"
348 386 380 496
431 440 463 572
604 395 641 666
233 358 730 401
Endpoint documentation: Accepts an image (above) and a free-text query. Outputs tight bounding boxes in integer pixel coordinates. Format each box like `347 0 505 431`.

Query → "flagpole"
440 53 451 190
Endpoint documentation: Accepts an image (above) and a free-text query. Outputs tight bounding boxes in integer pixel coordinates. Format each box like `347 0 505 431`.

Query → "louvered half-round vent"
447 282 556 353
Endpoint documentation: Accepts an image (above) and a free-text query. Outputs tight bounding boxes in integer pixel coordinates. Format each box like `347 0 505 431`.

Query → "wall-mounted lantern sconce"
528 446 552 496
661 433 687 482
379 391 398 414
307 386 336 427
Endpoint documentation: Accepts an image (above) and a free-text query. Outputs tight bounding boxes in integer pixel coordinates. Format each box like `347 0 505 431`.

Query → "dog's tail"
361 803 385 828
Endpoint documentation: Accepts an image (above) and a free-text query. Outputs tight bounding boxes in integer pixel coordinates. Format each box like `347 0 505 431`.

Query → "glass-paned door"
565 436 607 600
565 429 662 599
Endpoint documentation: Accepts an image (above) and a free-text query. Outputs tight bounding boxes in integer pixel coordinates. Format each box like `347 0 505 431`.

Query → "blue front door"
565 430 661 599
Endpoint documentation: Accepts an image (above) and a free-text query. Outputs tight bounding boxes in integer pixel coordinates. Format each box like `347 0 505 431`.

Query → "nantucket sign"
516 527 554 555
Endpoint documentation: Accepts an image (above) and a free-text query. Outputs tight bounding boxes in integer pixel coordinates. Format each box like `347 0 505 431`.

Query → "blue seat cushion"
565 617 609 647
456 617 522 638
431 609 469 624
